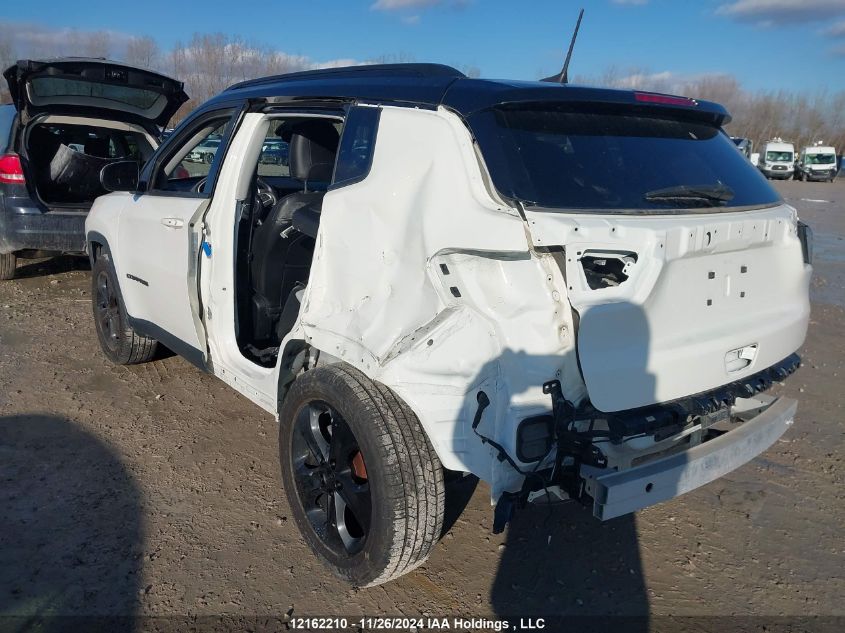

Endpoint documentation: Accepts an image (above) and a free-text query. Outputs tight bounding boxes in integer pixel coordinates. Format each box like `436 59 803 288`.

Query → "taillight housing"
0 153 25 185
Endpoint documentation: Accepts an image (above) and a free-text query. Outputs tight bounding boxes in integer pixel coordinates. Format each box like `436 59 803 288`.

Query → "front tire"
0 252 16 280
91 251 158 365
279 364 444 587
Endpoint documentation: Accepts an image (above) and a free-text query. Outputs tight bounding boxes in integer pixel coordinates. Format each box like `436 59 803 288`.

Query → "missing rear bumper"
492 354 801 532
582 394 796 520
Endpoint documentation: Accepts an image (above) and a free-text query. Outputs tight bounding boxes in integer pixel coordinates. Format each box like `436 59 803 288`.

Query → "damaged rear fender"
293 105 587 494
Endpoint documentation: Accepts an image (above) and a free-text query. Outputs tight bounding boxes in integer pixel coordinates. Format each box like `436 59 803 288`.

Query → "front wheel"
279 363 444 587
0 252 16 280
91 252 158 364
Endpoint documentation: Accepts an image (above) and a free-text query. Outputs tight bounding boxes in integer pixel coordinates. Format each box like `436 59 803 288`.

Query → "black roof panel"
207 63 730 125
226 63 465 91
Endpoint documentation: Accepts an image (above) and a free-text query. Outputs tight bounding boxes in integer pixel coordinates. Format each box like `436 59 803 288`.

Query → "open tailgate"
4 58 188 127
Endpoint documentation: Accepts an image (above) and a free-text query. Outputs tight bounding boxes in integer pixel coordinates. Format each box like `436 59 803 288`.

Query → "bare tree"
2 19 843 151
83 30 111 59
125 36 159 70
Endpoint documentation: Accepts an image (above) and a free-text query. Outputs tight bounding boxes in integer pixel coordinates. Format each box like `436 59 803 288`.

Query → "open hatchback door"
4 58 188 126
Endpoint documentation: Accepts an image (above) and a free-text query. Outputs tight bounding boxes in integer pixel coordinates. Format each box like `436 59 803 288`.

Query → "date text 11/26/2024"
290 617 546 630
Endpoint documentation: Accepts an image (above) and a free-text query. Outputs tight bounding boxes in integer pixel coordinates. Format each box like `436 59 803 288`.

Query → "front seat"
249 119 339 343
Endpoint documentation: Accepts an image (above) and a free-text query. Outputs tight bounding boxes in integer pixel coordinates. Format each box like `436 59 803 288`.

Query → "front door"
115 109 236 365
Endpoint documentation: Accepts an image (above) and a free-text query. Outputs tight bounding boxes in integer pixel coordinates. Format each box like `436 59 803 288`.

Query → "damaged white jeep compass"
85 64 811 586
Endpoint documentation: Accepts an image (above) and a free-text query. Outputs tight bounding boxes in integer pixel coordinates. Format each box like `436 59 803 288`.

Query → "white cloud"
823 19 845 37
370 0 470 11
603 69 737 96
371 0 441 9
401 14 422 24
614 70 674 89
716 0 845 25
0 21 135 61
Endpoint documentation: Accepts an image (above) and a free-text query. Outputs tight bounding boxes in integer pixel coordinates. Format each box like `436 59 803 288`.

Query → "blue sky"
3 0 845 91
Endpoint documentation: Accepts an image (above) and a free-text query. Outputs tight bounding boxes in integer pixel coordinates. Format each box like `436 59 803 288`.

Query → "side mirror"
100 161 139 193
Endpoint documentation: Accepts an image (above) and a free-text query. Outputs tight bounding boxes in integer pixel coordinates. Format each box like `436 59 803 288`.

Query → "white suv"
85 64 812 586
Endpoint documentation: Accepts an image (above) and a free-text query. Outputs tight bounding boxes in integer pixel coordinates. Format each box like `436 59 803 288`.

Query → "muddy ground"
0 180 843 631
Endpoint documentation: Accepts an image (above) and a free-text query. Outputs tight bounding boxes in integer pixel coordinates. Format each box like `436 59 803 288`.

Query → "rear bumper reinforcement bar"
582 396 797 520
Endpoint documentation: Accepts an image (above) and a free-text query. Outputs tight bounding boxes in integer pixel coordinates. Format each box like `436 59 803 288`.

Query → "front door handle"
161 217 184 228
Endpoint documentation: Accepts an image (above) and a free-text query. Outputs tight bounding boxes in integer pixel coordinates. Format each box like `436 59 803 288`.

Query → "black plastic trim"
127 315 207 372
596 353 802 443
798 221 813 265
126 273 148 286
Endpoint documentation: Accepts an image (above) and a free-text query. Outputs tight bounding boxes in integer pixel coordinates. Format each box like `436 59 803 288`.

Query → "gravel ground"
0 179 842 631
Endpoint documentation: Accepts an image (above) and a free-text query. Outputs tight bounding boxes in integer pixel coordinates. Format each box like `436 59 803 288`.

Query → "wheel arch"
86 230 111 266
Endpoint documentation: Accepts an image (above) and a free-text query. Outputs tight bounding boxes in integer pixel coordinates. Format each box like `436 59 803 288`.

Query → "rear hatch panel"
525 204 811 412
4 58 187 126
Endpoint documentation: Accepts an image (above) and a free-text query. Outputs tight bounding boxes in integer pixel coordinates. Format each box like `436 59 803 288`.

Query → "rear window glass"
469 106 781 213
30 77 161 110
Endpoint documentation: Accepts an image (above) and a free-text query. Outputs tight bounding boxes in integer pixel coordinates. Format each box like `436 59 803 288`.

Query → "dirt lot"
0 180 843 631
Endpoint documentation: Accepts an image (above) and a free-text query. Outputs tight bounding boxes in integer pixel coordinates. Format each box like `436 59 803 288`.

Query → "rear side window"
469 105 781 213
0 105 15 154
332 106 380 188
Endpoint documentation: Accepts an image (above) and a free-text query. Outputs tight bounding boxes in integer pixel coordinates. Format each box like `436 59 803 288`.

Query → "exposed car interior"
26 120 155 206
235 116 342 366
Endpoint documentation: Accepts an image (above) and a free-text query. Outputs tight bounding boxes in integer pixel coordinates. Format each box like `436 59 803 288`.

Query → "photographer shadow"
0 414 142 631
449 300 656 629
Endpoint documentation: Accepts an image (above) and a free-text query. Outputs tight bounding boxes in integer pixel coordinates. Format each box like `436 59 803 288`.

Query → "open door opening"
233 116 342 367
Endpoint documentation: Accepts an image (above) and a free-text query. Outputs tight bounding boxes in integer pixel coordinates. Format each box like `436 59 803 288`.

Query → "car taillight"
634 92 698 107
0 153 25 185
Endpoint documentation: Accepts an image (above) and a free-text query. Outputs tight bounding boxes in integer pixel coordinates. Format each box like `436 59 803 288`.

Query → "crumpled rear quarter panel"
297 106 584 491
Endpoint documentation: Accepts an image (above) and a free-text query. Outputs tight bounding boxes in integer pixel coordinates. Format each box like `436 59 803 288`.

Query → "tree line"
580 67 845 154
1 27 842 153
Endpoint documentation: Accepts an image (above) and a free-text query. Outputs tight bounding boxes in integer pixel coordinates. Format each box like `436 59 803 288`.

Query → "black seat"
249 119 339 343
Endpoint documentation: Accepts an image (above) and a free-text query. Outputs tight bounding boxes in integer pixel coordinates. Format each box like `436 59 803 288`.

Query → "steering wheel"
255 177 277 209
191 176 276 210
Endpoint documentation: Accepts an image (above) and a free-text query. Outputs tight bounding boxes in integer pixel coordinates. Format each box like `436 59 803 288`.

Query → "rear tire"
91 251 158 365
279 363 445 587
0 252 16 280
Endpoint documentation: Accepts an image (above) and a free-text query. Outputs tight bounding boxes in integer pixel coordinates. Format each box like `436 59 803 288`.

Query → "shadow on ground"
12 255 90 280
0 414 142 630
491 503 647 629
442 474 648 629
443 303 654 629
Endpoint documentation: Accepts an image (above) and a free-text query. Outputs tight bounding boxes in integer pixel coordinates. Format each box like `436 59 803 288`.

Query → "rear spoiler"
443 80 732 126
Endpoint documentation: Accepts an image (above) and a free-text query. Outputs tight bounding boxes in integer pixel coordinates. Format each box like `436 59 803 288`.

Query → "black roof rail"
225 63 465 92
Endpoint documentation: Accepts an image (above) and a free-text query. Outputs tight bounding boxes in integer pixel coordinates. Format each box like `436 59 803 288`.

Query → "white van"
796 145 838 182
758 139 795 180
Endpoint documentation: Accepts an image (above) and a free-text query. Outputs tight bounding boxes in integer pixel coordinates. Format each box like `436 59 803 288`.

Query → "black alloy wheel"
278 364 445 586
291 400 371 556
90 252 158 365
95 269 121 355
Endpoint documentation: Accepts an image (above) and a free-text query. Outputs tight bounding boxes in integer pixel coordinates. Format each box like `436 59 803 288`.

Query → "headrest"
288 120 339 180
85 137 111 158
304 162 334 191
